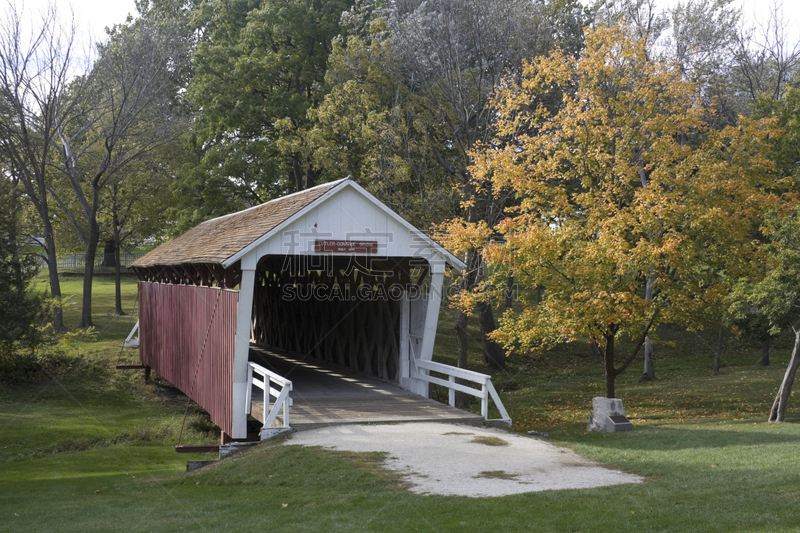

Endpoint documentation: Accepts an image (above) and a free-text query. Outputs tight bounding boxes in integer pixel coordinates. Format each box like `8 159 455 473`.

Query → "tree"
310 0 589 370
593 0 669 46
732 305 773 366
0 174 47 353
668 0 743 129
307 2 456 228
49 10 188 328
186 0 354 204
732 2 800 107
101 152 175 315
0 2 80 332
443 24 786 398
732 210 800 422
754 87 800 180
0 2 187 330
596 0 744 379
669 0 740 72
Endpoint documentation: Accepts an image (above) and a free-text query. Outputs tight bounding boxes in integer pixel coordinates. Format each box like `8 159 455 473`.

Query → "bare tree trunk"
113 241 125 317
769 328 800 422
601 322 650 399
453 308 471 408
43 230 65 332
505 273 514 310
603 333 616 399
711 328 724 375
590 340 600 358
761 338 770 366
79 214 100 329
292 156 304 191
639 275 656 381
102 240 116 267
7 182 23 294
478 301 506 370
112 202 125 316
455 308 468 368
113 248 124 315
31 188 66 331
12 162 64 331
639 341 656 381
462 248 506 369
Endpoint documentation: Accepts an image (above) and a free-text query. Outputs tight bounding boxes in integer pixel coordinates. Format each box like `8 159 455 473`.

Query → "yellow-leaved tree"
440 24 789 399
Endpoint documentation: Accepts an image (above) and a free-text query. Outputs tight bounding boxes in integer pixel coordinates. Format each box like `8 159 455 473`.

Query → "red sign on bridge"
314 239 378 254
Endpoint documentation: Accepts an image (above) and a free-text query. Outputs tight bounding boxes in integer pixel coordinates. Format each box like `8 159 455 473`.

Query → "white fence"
38 252 145 269
246 362 293 439
245 358 510 435
411 358 512 426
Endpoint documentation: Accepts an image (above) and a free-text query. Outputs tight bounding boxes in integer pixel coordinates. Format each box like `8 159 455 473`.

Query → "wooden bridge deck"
248 346 484 430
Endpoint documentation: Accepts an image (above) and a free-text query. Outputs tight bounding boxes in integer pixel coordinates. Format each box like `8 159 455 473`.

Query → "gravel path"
286 422 642 497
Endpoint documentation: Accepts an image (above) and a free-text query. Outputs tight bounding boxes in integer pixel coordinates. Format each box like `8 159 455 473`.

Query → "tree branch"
615 314 657 376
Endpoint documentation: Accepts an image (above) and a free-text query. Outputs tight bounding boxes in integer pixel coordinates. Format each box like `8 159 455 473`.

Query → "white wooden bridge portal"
129 179 510 441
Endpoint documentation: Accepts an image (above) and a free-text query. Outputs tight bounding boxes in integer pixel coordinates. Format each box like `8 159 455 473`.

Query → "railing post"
411 358 511 426
485 380 511 424
282 391 290 428
448 375 456 407
481 380 489 419
245 364 253 415
247 362 293 436
264 376 272 428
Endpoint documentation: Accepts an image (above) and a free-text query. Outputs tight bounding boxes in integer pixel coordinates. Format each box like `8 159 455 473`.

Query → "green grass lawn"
2 274 800 531
56 272 141 340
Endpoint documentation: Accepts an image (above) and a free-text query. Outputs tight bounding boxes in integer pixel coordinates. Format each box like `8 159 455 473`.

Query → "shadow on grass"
575 423 800 452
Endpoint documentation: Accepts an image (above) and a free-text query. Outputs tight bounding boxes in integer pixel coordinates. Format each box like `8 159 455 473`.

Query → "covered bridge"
129 178 509 441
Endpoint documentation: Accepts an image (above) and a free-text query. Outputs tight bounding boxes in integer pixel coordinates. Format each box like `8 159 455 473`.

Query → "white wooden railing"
123 320 140 348
410 358 512 426
246 362 293 437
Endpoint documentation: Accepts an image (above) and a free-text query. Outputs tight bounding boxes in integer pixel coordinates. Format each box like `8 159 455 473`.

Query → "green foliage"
728 89 800 350
755 87 800 181
0 179 48 359
0 327 96 383
308 0 589 228
307 4 456 227
186 0 354 207
732 208 800 334
444 24 788 397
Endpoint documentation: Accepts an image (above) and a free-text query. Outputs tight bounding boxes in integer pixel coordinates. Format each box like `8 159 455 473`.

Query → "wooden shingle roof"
131 180 344 268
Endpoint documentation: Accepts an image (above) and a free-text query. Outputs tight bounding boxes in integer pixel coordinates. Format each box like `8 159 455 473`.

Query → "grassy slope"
1 275 799 532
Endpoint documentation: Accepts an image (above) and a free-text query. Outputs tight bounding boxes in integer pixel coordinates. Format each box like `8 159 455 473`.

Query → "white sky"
17 0 799 48
13 0 138 46
63 0 138 45
72 0 138 38
583 0 800 28
705 0 799 26
31 0 797 36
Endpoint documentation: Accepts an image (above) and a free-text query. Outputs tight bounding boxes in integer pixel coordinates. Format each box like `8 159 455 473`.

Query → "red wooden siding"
138 281 239 436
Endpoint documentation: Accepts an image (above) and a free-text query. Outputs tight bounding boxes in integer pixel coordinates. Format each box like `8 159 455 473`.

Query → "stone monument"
587 397 632 432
